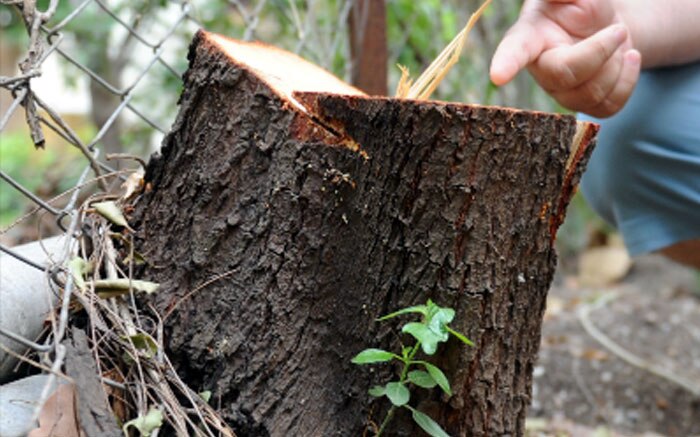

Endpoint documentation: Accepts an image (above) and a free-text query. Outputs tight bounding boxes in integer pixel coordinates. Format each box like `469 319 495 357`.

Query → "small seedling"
351 299 474 437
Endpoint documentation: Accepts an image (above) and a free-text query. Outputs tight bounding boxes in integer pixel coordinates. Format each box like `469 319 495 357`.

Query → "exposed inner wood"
207 32 597 163
208 33 365 112
552 120 599 239
568 121 591 171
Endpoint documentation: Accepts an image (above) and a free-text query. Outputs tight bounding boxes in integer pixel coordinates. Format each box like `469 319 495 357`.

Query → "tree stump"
131 30 598 436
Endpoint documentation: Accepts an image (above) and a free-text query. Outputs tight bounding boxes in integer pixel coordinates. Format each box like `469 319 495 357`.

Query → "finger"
585 49 642 118
532 24 627 91
549 49 624 110
490 20 544 86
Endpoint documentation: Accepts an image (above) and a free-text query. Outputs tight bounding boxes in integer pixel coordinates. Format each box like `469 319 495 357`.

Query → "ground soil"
527 255 700 437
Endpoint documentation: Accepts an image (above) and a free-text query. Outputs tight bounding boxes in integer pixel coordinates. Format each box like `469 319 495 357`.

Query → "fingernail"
625 49 641 67
489 62 510 86
613 25 627 43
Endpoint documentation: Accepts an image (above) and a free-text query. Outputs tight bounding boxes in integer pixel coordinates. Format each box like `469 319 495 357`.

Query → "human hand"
490 0 641 117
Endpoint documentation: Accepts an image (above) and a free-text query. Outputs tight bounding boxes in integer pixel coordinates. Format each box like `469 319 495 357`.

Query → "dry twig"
395 0 493 100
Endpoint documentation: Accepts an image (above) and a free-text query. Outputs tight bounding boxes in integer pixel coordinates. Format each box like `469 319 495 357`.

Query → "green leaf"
199 390 212 403
122 407 163 436
424 300 453 322
385 382 410 406
93 279 160 298
427 307 454 337
93 201 130 228
123 333 158 359
351 348 396 364
423 362 451 396
68 257 90 292
447 327 474 346
377 305 428 321
407 370 437 388
405 406 450 437
423 301 454 341
402 322 442 355
368 385 386 397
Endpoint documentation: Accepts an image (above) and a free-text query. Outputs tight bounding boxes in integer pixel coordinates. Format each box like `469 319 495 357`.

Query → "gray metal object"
0 374 64 437
0 237 65 382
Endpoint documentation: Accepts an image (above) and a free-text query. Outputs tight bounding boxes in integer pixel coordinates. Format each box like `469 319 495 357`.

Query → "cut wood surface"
132 31 598 436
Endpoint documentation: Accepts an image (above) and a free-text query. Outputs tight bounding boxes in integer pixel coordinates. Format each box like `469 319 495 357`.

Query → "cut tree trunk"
131 30 597 436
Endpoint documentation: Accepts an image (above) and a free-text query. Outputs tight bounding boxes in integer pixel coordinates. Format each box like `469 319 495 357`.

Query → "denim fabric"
579 61 700 255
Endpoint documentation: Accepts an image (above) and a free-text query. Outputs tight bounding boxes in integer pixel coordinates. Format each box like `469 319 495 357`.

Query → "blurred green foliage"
0 128 90 227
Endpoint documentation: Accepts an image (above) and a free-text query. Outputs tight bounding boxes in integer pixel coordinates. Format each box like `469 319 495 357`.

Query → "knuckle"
592 39 613 62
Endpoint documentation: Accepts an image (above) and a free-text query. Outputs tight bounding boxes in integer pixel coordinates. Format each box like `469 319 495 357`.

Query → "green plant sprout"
351 299 474 437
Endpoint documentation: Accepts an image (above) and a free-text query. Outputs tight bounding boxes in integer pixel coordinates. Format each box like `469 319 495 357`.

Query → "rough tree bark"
131 31 597 436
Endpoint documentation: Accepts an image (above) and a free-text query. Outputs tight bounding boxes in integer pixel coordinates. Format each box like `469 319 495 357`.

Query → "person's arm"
615 0 700 68
490 0 700 117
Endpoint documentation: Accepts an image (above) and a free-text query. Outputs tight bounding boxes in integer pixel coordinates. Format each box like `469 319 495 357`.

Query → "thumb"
490 21 544 85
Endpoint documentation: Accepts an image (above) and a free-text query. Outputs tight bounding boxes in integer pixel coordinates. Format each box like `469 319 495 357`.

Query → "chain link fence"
0 0 553 433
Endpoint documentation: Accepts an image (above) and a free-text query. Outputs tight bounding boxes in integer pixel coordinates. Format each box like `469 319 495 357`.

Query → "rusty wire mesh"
0 0 549 432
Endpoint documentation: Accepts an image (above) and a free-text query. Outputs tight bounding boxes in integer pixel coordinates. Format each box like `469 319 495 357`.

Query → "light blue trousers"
579 61 700 255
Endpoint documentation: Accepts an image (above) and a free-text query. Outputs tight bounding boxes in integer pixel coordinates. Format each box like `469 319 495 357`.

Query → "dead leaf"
93 201 130 228
542 335 569 347
121 171 144 200
524 417 548 431
580 348 610 361
544 297 565 320
92 279 160 298
564 297 583 310
102 369 127 423
28 383 84 437
578 240 632 287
